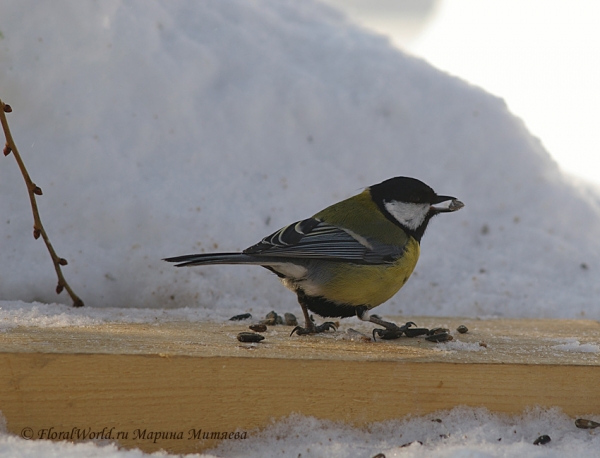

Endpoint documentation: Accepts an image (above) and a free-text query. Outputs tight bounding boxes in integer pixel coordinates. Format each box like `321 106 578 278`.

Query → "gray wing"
243 218 404 264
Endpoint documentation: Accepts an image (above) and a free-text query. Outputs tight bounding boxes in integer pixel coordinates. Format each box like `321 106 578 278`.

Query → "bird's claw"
372 321 420 341
404 326 431 337
290 321 337 336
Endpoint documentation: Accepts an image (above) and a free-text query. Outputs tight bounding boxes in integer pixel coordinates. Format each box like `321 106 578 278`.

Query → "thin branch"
0 98 84 307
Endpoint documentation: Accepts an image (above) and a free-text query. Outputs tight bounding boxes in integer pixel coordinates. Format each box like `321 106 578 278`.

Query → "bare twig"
0 98 84 307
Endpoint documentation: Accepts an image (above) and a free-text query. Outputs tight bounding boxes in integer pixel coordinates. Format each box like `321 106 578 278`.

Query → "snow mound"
0 0 599 321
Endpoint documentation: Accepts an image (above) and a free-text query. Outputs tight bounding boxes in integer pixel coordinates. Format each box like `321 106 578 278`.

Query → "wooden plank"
1 317 599 453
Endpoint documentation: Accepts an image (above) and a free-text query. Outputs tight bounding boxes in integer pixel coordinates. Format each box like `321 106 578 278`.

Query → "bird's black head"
369 176 463 242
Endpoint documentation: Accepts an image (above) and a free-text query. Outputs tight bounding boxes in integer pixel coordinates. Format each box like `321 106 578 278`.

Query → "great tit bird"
165 176 463 336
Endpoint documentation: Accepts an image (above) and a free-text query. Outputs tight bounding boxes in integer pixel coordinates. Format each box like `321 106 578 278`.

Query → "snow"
2 0 600 319
210 408 600 458
2 408 600 458
0 300 228 333
434 340 488 353
550 338 600 354
1 0 599 456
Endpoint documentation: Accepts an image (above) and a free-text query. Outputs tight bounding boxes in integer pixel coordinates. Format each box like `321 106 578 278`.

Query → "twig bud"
73 299 85 308
2 101 85 308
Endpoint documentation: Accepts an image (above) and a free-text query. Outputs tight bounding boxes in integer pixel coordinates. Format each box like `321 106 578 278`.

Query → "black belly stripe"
296 290 359 318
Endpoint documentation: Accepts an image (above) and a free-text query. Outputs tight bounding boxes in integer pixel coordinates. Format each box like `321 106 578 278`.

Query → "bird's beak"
430 195 464 213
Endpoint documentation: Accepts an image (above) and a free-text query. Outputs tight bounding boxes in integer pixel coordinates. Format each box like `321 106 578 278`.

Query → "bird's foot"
373 317 429 340
290 321 337 336
358 310 451 342
372 321 420 341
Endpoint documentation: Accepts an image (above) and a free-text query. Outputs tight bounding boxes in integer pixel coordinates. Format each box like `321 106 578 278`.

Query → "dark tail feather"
163 252 267 267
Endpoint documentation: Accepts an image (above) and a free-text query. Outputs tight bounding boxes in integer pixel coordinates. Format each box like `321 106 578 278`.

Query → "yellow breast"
317 237 420 307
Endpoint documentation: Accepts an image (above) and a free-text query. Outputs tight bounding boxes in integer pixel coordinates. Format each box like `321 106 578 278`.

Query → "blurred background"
322 0 600 186
1 0 599 315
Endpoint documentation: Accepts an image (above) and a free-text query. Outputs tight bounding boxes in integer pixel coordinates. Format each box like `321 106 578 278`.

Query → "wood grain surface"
1 317 599 453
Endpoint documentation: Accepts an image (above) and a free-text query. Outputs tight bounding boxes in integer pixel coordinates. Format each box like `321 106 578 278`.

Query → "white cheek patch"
384 201 430 231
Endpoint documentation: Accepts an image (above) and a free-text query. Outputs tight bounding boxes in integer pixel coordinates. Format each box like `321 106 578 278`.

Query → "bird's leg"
356 305 410 330
356 306 419 341
290 298 337 336
299 300 314 330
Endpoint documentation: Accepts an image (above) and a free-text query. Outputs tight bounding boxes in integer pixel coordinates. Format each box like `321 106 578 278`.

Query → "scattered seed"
575 418 600 429
249 323 267 332
346 328 371 342
426 333 453 342
533 435 551 445
262 311 279 325
400 441 422 448
237 332 264 343
428 327 450 335
229 313 252 321
457 325 468 334
284 312 298 326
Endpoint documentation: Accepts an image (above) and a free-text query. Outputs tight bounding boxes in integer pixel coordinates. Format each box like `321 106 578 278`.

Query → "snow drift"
1 0 599 320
